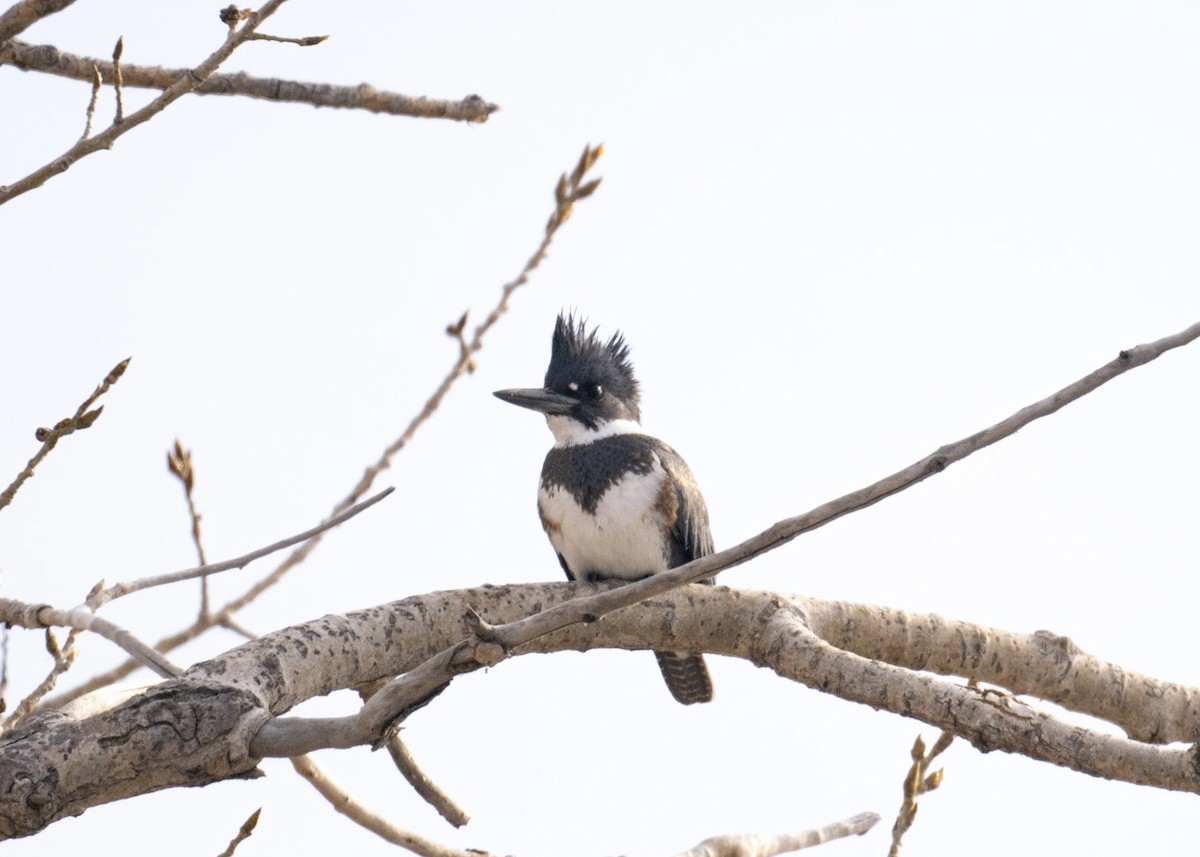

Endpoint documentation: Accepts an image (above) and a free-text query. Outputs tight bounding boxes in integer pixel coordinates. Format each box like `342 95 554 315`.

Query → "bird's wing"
651 440 715 565
554 550 576 581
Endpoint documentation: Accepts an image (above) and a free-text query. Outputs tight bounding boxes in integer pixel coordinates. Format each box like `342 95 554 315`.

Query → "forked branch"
0 0 287 205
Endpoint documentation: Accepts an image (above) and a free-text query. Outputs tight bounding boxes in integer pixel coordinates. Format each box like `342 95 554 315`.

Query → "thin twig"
111 36 124 123
0 39 498 122
0 598 180 677
297 150 597 826
0 0 289 205
216 808 261 857
166 439 208 617
387 734 471 827
46 622 208 706
247 32 328 46
78 63 101 141
0 357 130 513
41 146 601 706
469 143 603 344
1 628 79 731
218 612 258 641
673 811 881 857
889 731 952 857
87 486 394 610
290 755 489 857
220 144 604 616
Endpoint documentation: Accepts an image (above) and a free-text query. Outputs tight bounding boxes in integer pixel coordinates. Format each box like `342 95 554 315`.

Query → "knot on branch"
463 609 507 666
1032 629 1080 667
0 598 55 628
219 5 254 28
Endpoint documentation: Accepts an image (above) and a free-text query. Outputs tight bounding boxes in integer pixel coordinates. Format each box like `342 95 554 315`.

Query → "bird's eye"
589 383 603 399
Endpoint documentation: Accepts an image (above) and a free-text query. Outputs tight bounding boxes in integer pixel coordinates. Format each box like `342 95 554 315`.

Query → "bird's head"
494 313 642 444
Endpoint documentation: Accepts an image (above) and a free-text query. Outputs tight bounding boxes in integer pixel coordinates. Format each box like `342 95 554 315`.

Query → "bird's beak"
493 387 576 415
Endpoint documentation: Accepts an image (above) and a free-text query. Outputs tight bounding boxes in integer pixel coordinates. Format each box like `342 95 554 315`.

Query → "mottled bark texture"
4 584 1200 840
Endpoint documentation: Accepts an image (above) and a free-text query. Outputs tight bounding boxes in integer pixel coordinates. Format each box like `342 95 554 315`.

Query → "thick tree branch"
240 585 1200 783
0 677 268 838
0 39 498 121
7 316 1193 845
9 585 1200 839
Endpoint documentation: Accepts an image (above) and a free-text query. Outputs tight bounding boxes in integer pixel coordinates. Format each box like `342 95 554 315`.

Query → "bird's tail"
653 651 713 705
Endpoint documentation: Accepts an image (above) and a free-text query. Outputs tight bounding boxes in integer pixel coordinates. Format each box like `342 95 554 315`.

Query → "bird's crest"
546 313 640 419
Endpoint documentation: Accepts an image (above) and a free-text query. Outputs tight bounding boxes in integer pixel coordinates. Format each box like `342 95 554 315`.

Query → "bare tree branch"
219 143 604 617
290 755 484 857
30 314 1200 783
0 0 76 43
40 146 603 709
674 811 881 856
109 36 123 122
166 439 209 616
0 357 129 512
357 675 471 826
14 583 1200 839
0 598 179 677
88 487 393 611
43 617 209 707
888 731 951 856
156 452 433 843
216 807 260 857
384 735 470 828
246 32 327 46
0 0 288 206
77 61 100 140
0 629 79 731
221 581 1200 791
457 318 1200 627
0 39 498 121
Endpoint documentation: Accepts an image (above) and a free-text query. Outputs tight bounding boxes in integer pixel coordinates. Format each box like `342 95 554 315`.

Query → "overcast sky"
3 2 1199 855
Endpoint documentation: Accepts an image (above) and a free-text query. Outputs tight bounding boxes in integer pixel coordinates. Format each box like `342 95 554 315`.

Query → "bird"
494 313 715 705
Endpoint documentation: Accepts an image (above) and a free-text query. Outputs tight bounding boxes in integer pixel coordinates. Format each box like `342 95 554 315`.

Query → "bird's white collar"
546 416 643 448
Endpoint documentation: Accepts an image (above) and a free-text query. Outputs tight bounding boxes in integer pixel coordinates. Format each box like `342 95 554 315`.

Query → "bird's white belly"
539 467 670 580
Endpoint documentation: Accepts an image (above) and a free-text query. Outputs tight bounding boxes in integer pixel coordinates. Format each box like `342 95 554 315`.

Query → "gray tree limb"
0 39 498 122
0 0 293 205
0 0 77 44
4 584 1200 840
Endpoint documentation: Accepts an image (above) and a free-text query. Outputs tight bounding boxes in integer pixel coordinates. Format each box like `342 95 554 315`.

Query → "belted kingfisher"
494 313 715 705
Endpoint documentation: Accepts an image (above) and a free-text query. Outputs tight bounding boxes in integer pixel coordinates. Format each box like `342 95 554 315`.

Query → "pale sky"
2 2 1199 855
